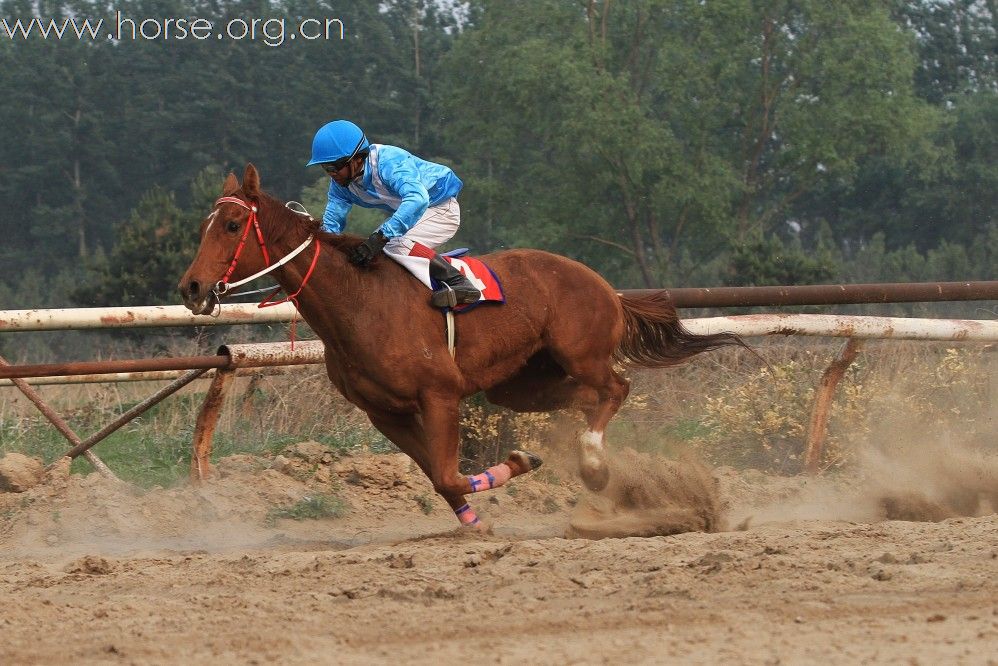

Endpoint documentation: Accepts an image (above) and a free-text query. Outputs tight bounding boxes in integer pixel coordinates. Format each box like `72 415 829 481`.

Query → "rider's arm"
376 157 429 239
322 184 352 234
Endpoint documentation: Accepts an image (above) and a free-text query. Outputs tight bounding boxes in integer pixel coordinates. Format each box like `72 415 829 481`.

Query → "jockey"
307 119 481 307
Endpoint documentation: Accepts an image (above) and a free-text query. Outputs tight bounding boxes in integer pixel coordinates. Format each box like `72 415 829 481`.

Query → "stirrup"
431 284 480 308
434 284 459 308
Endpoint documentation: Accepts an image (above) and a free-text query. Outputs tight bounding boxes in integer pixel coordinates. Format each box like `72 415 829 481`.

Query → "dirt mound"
0 452 45 492
566 448 723 538
64 554 115 575
0 447 583 558
0 459 316 558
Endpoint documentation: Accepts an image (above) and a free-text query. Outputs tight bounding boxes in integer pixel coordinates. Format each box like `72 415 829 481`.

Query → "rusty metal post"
190 368 237 483
0 355 118 480
62 368 209 460
803 338 864 475
0 355 227 381
639 280 998 308
0 365 308 387
218 341 325 368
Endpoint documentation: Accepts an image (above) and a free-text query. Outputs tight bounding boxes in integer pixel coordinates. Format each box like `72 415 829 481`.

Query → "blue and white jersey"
321 144 463 238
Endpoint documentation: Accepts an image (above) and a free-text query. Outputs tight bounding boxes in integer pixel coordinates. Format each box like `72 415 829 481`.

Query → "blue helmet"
306 120 370 167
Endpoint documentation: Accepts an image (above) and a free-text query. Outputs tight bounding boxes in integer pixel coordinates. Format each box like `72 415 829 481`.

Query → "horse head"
178 163 275 315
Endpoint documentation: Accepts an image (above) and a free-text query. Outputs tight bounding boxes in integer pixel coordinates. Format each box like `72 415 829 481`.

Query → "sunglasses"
322 161 350 174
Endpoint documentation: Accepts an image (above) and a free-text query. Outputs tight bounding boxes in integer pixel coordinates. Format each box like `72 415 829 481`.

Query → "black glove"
349 230 389 267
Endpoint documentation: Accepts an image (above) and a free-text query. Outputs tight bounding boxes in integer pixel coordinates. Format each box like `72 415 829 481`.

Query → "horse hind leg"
486 350 627 492
556 358 630 493
490 364 625 493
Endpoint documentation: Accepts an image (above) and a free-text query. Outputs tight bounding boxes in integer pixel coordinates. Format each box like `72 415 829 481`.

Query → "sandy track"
2 517 996 664
1 450 996 664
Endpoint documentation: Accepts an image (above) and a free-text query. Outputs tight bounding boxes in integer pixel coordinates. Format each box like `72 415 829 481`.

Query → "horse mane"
316 229 366 254
254 190 365 255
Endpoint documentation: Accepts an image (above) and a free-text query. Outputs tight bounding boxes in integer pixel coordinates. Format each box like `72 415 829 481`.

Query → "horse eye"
226 220 241 233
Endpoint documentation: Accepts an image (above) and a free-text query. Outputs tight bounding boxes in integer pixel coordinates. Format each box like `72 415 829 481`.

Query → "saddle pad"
438 256 505 312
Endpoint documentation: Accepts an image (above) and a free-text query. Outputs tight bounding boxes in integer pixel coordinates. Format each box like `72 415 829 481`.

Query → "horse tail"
615 291 748 367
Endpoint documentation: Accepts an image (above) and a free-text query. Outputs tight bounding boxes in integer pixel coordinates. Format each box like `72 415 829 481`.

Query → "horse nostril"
188 280 201 297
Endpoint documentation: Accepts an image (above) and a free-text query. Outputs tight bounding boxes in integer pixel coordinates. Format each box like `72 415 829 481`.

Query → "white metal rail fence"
1 280 996 480
2 302 997 339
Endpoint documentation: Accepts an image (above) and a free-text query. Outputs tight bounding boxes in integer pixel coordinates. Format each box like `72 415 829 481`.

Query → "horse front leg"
419 393 543 529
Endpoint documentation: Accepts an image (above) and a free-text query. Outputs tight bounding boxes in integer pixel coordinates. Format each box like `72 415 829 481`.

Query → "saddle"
436 248 505 312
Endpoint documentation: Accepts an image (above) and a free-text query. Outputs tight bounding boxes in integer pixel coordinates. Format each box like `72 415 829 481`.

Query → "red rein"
214 196 320 348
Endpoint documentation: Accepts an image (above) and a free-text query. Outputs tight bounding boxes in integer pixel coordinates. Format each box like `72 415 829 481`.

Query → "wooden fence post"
803 338 863 475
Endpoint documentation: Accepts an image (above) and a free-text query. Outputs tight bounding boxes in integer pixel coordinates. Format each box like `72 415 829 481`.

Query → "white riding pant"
383 197 460 289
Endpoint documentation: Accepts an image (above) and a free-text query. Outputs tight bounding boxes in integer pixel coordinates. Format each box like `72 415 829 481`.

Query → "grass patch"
267 494 349 524
541 497 560 514
414 492 434 515
664 418 712 441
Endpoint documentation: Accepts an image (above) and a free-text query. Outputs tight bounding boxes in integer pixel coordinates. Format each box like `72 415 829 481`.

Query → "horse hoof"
462 519 493 534
580 462 610 492
511 450 543 471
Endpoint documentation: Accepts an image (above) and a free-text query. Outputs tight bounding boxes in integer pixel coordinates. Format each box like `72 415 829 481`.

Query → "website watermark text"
1 12 345 47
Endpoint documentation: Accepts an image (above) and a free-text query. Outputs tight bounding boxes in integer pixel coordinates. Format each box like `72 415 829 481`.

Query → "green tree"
76 167 223 306
439 0 932 287
892 0 997 104
802 91 996 268
726 232 837 287
0 0 119 265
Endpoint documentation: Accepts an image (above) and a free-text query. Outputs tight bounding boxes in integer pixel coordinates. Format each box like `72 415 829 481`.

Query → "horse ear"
222 173 239 196
243 163 260 196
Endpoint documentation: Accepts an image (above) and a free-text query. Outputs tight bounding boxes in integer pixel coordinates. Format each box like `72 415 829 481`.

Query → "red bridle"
214 196 272 288
211 196 321 347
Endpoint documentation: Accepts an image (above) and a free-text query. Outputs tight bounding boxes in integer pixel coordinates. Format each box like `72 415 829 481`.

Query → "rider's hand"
349 230 389 267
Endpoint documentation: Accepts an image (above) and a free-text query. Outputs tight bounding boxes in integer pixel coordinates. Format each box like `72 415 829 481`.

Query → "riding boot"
428 254 481 307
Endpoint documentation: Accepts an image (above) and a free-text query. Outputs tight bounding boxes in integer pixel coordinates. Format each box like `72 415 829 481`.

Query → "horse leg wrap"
454 503 480 527
467 463 512 493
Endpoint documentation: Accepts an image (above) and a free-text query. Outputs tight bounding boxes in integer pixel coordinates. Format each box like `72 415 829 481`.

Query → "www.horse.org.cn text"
0 12 346 47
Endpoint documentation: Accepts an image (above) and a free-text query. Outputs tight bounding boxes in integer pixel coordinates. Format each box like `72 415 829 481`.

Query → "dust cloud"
727 438 997 528
567 448 725 538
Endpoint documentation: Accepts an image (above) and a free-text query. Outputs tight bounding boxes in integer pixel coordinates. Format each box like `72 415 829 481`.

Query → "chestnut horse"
178 164 742 529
